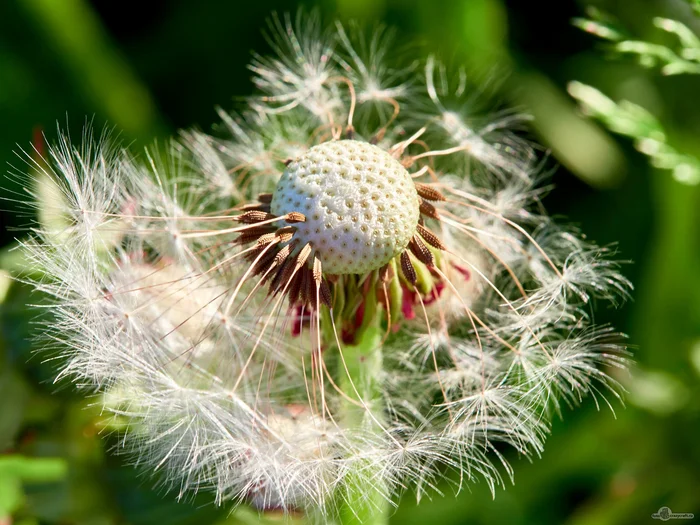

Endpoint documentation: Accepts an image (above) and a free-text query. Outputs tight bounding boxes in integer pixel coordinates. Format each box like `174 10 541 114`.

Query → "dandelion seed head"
16 11 632 519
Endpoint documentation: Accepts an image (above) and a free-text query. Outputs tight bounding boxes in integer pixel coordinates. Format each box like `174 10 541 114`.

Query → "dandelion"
17 11 630 523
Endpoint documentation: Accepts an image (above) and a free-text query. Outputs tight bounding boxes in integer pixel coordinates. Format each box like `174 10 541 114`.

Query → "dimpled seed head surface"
271 140 420 274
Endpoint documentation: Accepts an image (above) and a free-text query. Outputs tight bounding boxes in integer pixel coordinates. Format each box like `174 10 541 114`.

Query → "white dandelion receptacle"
271 140 420 275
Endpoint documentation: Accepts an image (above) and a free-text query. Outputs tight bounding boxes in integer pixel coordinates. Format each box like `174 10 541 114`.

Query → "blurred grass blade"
23 0 165 139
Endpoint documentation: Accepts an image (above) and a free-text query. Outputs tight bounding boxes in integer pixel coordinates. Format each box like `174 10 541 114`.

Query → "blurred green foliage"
1 0 699 524
571 3 700 184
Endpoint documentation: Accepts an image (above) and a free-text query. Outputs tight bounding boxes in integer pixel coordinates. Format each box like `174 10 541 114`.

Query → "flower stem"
337 318 390 525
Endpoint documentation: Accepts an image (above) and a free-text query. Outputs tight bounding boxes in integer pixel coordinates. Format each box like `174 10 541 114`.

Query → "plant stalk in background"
571 2 700 184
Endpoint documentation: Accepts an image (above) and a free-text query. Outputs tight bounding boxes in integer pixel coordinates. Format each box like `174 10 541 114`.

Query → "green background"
1 0 699 523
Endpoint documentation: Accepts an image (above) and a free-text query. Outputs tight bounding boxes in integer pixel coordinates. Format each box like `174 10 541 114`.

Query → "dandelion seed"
17 12 631 521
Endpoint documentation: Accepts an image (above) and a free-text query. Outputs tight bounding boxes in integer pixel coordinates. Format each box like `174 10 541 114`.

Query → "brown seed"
409 235 435 266
237 211 275 224
273 243 293 266
270 255 296 295
239 203 271 213
255 232 278 247
274 244 312 300
299 267 311 307
415 183 446 202
319 279 332 307
419 200 440 220
295 244 313 271
236 225 276 244
304 267 317 309
257 193 273 204
246 242 276 265
252 250 279 278
416 224 446 250
288 270 304 306
312 255 323 283
274 226 296 241
400 251 417 284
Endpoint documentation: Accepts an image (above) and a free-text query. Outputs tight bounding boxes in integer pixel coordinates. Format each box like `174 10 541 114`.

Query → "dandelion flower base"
271 140 420 274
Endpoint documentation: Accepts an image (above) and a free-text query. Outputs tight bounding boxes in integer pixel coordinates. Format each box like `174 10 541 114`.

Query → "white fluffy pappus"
16 12 631 521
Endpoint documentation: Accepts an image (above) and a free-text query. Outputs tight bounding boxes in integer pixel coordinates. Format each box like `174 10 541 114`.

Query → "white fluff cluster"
20 12 630 519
